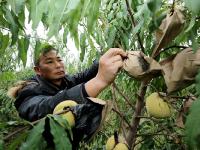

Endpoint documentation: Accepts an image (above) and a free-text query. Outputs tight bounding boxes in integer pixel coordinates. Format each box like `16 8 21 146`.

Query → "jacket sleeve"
68 60 99 86
16 83 90 122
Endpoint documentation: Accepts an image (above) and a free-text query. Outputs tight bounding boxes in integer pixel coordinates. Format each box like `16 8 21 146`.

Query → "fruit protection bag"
123 51 161 80
152 8 185 57
71 97 110 147
160 48 200 93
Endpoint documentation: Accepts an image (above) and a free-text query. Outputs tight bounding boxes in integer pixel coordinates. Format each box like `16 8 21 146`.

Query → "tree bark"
126 79 150 149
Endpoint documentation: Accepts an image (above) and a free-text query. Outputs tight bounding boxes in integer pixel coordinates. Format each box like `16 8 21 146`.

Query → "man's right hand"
96 48 127 86
85 48 127 97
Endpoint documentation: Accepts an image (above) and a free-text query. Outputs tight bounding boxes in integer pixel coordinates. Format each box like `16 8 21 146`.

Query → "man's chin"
55 74 65 79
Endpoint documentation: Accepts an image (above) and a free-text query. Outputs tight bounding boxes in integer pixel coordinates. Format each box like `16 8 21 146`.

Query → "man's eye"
46 61 53 64
58 59 63 62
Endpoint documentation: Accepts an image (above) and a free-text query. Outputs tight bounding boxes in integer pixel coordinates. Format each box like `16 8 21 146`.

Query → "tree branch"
126 79 150 148
124 0 145 53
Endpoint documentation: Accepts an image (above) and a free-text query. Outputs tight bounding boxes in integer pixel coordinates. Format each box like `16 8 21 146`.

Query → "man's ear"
34 66 41 75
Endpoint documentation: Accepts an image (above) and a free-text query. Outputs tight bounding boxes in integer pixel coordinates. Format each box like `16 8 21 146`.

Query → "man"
9 45 126 146
12 45 126 120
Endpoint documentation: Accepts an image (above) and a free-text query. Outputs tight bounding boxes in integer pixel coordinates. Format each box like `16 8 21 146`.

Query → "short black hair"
34 44 58 66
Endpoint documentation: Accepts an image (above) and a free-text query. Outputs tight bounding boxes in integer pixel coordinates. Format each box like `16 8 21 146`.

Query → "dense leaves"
20 115 72 150
20 119 47 150
185 100 200 149
0 0 200 149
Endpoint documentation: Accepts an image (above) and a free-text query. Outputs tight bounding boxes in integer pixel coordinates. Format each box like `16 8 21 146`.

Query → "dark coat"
14 61 99 122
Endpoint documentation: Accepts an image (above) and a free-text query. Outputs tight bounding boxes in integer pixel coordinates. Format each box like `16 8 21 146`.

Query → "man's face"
34 50 65 81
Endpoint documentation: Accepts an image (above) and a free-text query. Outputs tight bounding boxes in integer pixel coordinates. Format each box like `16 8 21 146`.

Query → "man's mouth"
55 71 65 75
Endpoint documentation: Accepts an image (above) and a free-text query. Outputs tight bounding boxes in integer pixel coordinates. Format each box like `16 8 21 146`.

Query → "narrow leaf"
80 33 86 62
30 0 48 29
47 0 70 38
7 0 25 14
184 0 200 14
185 16 196 32
2 6 19 45
185 100 200 149
8 131 28 150
51 115 73 140
0 139 3 150
20 119 46 150
49 116 72 150
63 27 69 45
0 34 9 54
105 25 117 48
34 40 42 65
18 36 29 67
86 0 101 33
18 7 25 27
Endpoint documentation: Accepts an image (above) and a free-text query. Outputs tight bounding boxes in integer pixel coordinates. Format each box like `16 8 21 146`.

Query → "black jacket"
14 61 99 122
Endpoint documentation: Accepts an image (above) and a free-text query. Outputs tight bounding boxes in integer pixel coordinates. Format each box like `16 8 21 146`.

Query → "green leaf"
0 33 9 54
132 19 144 36
80 33 86 62
196 71 200 95
20 119 47 150
34 39 42 65
67 6 82 49
18 36 30 67
18 6 25 27
185 100 200 149
30 0 48 29
120 30 129 50
86 0 101 33
0 9 9 28
147 0 161 14
49 116 72 150
8 131 28 150
184 0 200 14
51 115 73 140
63 27 69 45
185 16 196 32
88 35 95 53
2 6 19 45
7 0 25 14
105 25 117 48
47 0 71 38
0 139 3 150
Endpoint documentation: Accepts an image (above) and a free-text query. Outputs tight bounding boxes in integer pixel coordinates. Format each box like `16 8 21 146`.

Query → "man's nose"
55 61 62 68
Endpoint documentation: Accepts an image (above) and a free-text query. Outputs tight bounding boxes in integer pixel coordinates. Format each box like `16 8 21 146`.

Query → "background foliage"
0 0 200 149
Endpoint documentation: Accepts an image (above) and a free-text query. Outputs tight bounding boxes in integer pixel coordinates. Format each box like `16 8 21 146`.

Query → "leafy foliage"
185 100 200 149
0 0 200 149
20 119 47 150
20 115 72 150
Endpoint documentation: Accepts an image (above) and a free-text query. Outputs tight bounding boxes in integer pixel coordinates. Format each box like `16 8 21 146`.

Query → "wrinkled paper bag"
123 51 161 80
152 8 185 57
160 48 200 93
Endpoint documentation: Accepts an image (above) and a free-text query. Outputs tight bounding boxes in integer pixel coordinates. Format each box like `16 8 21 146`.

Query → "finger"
113 60 123 69
107 48 127 57
111 55 123 63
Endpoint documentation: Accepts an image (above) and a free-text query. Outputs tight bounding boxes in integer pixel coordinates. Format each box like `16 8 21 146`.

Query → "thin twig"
112 108 132 129
3 109 71 141
170 0 175 14
155 45 189 57
3 126 29 141
111 85 129 137
112 82 135 109
124 0 145 53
